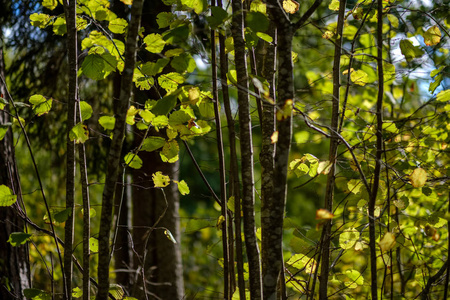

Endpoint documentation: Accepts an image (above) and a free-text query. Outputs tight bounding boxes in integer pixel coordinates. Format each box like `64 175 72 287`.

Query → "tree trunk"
0 42 31 300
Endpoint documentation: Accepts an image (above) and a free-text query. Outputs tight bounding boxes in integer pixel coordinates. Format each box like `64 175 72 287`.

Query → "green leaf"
345 269 364 287
141 58 169 76
429 74 443 93
181 0 206 14
23 288 51 300
226 70 238 85
29 95 52 116
206 7 228 29
165 48 184 57
52 17 67 35
436 89 450 102
109 284 124 300
286 254 316 273
72 287 82 298
171 53 196 73
42 0 58 9
30 13 51 28
256 32 273 43
399 39 424 62
79 101 93 121
160 140 179 163
339 228 359 250
152 115 169 130
8 232 32 246
245 12 269 33
0 185 17 207
387 14 399 27
157 12 175 29
350 70 369 86
124 152 143 169
175 180 190 195
109 18 128 34
328 0 339 10
0 125 10 141
151 94 178 116
383 62 396 85
133 68 154 90
152 171 170 187
141 136 166 152
423 25 441 46
69 123 89 144
81 54 106 80
144 33 166 53
169 110 191 126
158 72 185 93
139 109 155 123
54 208 72 223
89 237 99 253
99 116 116 130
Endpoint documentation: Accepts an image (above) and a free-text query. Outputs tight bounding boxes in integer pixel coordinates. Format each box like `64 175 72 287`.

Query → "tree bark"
0 42 31 300
63 0 78 297
318 1 346 298
231 0 263 298
97 0 144 298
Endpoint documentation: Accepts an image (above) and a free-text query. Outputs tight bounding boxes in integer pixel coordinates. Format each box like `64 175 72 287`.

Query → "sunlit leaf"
29 95 52 116
317 161 332 175
141 136 166 152
0 185 17 206
410 168 427 188
328 0 339 11
52 17 66 35
109 18 128 34
89 237 99 253
124 152 143 169
276 99 293 121
30 13 51 28
69 123 89 144
72 287 82 298
175 180 190 195
120 0 132 4
271 131 278 144
350 70 369 86
316 209 334 220
286 254 316 274
157 12 175 29
79 101 93 121
153 171 170 187
436 89 450 102
423 25 441 46
283 0 299 14
144 33 166 53
42 0 58 10
99 116 116 130
158 72 185 92
8 232 31 246
339 228 359 250
108 284 124 300
160 140 179 163
379 232 396 252
181 0 206 14
399 39 424 62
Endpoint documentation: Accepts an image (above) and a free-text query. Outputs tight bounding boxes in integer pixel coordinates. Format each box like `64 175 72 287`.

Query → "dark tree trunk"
0 43 31 300
130 1 185 298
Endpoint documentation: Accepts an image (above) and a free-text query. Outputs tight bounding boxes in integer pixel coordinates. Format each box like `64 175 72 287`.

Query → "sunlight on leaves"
8 232 31 247
410 168 427 188
29 95 52 116
124 152 143 169
164 229 177 243
153 171 171 188
99 116 116 131
283 0 300 14
174 180 190 195
69 123 89 144
350 70 369 86
379 232 396 252
423 25 441 46
339 228 359 250
0 185 17 206
316 209 334 220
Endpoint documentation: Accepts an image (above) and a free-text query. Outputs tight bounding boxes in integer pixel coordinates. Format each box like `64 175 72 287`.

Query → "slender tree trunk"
369 2 385 299
210 3 230 297
97 0 144 298
63 0 78 297
231 0 262 298
218 16 245 298
318 1 346 298
0 41 31 300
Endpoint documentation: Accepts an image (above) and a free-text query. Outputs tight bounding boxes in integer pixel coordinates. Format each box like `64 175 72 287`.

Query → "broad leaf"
124 152 143 169
69 123 89 144
0 185 17 206
8 232 31 246
144 33 166 53
152 171 170 187
29 95 52 116
141 136 166 152
99 116 116 130
109 18 128 34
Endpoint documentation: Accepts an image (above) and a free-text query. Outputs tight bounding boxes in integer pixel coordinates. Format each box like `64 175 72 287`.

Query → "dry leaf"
283 0 299 14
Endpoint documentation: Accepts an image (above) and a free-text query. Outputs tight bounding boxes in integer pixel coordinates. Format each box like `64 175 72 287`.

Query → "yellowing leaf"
175 180 190 195
271 131 279 144
339 228 359 250
153 171 170 188
124 152 143 169
410 168 427 188
276 99 293 121
328 0 339 11
316 209 334 220
423 25 441 46
317 161 332 175
425 224 440 241
120 0 132 4
350 70 369 86
283 0 299 14
322 30 334 40
436 89 450 102
379 232 396 252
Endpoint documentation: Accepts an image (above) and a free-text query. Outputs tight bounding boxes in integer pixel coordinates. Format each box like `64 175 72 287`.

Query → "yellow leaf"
120 0 132 4
423 25 441 46
271 131 279 144
322 30 334 40
217 215 225 229
283 0 299 14
276 99 293 121
152 171 170 188
410 168 427 188
316 209 334 220
379 232 396 252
